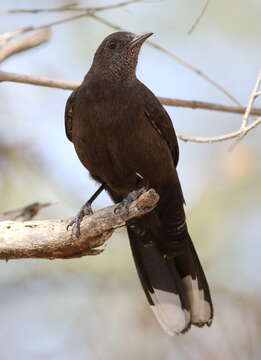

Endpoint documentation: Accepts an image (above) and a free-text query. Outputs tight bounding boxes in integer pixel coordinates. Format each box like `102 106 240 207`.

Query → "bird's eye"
108 41 117 49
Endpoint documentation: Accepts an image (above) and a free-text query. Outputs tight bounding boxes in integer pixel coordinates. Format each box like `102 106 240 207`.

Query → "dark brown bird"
65 31 213 334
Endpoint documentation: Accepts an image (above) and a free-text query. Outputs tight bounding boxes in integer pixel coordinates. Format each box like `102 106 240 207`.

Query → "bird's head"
90 31 153 81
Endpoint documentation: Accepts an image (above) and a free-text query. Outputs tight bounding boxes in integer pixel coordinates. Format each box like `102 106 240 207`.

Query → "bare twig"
240 69 261 130
0 1 241 107
0 0 142 15
228 69 261 149
158 97 261 116
188 0 210 35
0 71 80 89
178 69 261 143
0 70 260 116
0 189 159 260
0 29 50 63
91 13 242 107
0 1 142 39
0 202 53 221
177 116 261 143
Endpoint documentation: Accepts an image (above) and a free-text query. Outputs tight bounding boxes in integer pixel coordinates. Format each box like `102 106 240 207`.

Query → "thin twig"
158 97 261 116
0 29 50 63
0 0 142 39
240 69 261 130
0 202 54 221
4 12 91 36
91 13 242 107
179 69 261 144
228 69 261 150
0 0 142 15
188 0 210 35
0 1 241 107
177 117 261 143
1 70 260 116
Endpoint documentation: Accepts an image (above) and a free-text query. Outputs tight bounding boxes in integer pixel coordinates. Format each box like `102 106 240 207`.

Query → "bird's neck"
88 61 137 83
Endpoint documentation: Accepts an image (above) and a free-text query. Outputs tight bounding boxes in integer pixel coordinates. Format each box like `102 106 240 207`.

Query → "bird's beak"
129 32 153 49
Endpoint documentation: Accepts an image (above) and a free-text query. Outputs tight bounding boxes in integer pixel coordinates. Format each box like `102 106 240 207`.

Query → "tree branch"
188 0 210 35
240 69 261 130
1 70 260 116
0 202 53 221
0 29 50 63
180 69 261 143
228 69 261 149
0 189 159 260
0 1 241 106
178 116 261 143
0 0 142 40
0 0 143 15
0 71 80 90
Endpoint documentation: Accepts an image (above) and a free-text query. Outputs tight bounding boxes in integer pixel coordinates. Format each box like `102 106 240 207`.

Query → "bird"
65 31 213 335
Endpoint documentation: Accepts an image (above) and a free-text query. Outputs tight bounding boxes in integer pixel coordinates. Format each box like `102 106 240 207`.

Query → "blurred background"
0 0 261 359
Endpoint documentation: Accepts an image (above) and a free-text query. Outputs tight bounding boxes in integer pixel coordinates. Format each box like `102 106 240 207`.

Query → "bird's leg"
114 174 147 215
67 183 105 237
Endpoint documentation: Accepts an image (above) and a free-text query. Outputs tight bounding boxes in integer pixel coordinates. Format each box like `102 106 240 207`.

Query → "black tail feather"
127 225 213 335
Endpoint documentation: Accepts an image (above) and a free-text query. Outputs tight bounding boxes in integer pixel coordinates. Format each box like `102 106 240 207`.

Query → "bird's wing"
142 84 179 167
65 89 78 142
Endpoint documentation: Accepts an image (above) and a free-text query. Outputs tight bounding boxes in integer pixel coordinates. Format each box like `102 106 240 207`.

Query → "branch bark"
0 189 159 260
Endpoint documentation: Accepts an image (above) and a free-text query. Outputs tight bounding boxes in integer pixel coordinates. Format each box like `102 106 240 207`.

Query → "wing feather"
65 89 78 142
141 82 180 167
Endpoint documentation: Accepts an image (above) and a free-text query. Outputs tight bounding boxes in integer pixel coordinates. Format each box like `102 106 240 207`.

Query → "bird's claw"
114 187 146 215
114 198 129 215
66 203 93 238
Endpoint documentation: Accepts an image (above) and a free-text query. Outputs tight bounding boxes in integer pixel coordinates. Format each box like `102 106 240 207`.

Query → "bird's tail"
127 225 213 335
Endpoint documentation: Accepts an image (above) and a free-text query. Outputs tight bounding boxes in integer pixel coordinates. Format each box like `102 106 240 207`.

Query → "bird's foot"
114 187 146 215
66 202 93 238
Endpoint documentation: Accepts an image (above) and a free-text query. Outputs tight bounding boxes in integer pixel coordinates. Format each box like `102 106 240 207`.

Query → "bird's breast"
72 85 174 195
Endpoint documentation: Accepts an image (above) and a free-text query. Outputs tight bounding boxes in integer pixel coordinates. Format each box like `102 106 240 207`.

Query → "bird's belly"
73 125 138 195
73 113 174 196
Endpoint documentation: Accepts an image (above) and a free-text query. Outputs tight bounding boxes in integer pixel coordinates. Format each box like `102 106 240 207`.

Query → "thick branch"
0 189 159 260
0 29 50 63
1 71 260 116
